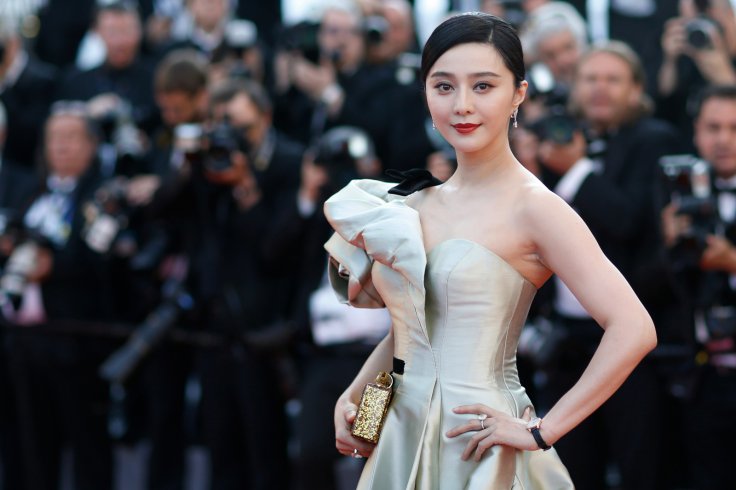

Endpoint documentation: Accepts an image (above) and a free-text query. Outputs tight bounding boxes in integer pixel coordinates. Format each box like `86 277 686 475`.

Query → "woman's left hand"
446 405 537 461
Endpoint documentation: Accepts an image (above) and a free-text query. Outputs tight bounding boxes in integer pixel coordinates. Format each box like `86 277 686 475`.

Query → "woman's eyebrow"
429 71 501 79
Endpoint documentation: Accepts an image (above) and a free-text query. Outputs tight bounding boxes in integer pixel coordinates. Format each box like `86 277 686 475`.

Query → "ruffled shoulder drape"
323 179 427 308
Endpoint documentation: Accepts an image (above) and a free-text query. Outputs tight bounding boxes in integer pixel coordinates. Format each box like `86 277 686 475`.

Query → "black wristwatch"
526 417 552 451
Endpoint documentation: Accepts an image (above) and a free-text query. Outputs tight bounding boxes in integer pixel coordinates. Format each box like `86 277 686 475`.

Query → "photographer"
4 102 116 490
362 0 419 66
147 78 302 490
515 2 589 171
534 41 682 489
657 0 736 148
100 48 212 490
660 85 736 490
56 0 157 175
363 0 439 172
273 2 400 167
263 126 387 490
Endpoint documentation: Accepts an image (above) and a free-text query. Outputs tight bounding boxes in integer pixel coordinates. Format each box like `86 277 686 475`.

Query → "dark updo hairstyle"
421 12 525 88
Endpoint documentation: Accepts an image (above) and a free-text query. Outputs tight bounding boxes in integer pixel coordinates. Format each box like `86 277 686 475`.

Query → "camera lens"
686 19 713 49
364 15 388 45
532 113 577 144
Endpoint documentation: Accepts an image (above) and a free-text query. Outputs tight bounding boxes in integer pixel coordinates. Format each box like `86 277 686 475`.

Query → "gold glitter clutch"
351 371 394 444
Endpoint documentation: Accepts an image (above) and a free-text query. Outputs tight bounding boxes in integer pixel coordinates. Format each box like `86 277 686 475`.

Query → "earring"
512 109 518 129
432 120 436 130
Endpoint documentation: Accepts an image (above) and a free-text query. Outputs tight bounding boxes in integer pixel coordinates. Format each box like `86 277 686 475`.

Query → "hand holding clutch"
351 371 394 444
334 398 376 458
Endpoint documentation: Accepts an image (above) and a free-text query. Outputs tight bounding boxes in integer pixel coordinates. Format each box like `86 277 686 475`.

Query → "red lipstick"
452 123 481 134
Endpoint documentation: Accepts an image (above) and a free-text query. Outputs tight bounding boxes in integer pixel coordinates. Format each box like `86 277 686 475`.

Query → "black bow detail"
385 168 443 196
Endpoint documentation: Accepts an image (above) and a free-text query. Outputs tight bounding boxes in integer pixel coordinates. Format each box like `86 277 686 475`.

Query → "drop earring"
432 120 436 130
512 109 518 129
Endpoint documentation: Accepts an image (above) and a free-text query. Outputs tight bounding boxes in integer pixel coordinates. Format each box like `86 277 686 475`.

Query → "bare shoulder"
511 174 594 253
514 177 573 224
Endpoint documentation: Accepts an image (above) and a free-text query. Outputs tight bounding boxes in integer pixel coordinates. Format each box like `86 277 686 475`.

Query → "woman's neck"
449 139 516 189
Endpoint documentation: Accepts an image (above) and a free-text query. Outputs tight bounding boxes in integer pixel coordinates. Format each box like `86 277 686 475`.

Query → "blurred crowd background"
1 0 736 489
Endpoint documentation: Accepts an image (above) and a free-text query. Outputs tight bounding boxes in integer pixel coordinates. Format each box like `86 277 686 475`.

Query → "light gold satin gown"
324 179 574 490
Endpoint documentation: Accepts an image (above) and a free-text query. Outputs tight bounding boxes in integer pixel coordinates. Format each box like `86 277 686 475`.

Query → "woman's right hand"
334 396 376 458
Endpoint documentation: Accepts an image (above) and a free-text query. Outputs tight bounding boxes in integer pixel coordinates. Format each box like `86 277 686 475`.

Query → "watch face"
526 417 542 430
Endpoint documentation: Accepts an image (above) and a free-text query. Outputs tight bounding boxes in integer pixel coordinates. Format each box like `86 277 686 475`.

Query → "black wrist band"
530 427 552 451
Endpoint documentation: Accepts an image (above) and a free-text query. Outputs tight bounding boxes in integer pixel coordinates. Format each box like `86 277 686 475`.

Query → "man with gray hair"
521 1 588 88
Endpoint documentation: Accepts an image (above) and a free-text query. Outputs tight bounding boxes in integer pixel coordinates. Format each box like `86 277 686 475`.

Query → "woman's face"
425 42 526 158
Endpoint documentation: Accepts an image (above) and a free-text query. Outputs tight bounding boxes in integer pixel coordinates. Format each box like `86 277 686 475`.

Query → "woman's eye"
475 82 492 91
435 83 453 92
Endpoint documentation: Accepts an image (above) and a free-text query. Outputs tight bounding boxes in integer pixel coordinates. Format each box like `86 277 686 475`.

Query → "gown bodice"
324 179 573 490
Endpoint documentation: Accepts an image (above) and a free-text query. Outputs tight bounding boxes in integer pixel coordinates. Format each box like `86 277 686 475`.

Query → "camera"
206 119 247 172
529 106 579 145
174 119 249 173
279 21 322 64
0 240 39 310
685 17 717 50
526 63 570 107
211 19 259 79
99 276 194 383
81 177 132 255
659 154 718 268
82 179 175 270
223 19 258 56
686 0 717 50
0 222 48 310
364 15 389 45
312 126 375 191
94 100 146 176
526 66 575 145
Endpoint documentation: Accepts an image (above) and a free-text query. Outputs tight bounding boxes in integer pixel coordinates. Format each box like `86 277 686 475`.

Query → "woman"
324 12 656 489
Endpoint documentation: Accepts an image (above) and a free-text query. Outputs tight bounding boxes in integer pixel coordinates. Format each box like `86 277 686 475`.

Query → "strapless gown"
324 179 574 490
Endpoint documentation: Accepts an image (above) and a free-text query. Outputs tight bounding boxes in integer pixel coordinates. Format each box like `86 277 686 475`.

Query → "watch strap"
530 427 552 451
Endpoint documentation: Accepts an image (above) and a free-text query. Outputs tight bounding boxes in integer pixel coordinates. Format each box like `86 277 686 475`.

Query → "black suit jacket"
540 116 687 349
569 117 682 286
273 62 400 164
18 167 115 322
263 192 334 344
0 160 38 214
144 130 303 331
1 57 58 167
